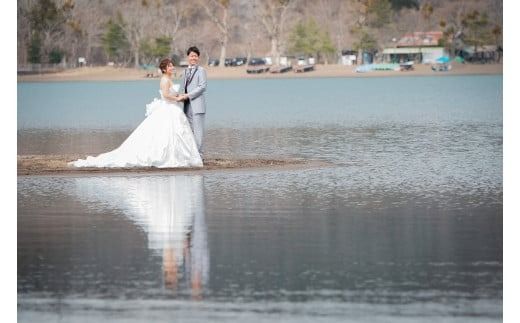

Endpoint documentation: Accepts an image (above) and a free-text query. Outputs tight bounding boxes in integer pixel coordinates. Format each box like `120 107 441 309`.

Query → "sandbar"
17 154 330 177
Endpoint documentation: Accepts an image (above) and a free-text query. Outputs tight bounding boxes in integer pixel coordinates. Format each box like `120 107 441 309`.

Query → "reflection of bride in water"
73 175 209 298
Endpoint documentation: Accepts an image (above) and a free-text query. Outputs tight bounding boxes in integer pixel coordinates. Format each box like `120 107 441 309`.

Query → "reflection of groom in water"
180 46 207 159
72 175 208 298
162 176 209 300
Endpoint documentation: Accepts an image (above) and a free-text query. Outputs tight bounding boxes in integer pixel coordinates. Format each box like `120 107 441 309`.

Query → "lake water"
18 75 503 322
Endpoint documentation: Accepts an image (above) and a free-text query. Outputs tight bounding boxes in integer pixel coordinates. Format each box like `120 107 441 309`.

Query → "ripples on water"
18 171 502 321
18 123 502 206
18 76 502 322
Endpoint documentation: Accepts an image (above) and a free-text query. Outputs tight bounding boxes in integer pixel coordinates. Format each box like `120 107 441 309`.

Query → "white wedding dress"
69 83 203 168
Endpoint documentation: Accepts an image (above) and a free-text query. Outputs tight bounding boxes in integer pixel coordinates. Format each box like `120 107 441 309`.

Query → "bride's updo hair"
159 58 172 73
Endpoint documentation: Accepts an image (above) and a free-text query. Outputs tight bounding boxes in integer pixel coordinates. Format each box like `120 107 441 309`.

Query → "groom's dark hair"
187 46 200 56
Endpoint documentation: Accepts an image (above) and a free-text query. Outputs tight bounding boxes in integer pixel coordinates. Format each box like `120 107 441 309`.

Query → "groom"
179 46 207 159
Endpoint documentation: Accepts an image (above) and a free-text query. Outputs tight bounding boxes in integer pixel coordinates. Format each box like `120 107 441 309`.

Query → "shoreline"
17 154 331 177
17 63 502 82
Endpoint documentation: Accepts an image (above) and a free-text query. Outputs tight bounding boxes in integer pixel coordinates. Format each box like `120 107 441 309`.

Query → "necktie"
185 68 192 91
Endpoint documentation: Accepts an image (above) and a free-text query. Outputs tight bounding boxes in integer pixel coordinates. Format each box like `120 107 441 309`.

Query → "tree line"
17 0 502 68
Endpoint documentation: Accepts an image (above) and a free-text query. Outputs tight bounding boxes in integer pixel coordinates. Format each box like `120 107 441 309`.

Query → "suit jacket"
180 65 207 114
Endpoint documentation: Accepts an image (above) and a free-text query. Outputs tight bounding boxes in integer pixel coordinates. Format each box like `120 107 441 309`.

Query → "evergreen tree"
140 39 154 65
289 19 321 57
26 0 74 64
48 48 64 64
28 33 42 64
367 0 393 28
351 0 391 64
288 18 336 63
352 29 378 54
154 37 171 59
462 10 492 52
140 36 171 65
101 18 130 63
389 0 418 10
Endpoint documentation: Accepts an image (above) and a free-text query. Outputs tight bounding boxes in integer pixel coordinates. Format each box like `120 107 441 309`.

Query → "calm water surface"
18 76 502 322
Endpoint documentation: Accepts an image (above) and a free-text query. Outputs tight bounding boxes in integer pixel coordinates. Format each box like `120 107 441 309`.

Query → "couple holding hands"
71 46 207 168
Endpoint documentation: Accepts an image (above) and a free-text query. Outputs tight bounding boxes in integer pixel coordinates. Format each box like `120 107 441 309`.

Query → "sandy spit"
17 155 330 177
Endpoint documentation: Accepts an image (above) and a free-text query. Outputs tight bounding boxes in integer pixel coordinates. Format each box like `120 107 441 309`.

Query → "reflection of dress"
72 175 209 286
69 84 202 168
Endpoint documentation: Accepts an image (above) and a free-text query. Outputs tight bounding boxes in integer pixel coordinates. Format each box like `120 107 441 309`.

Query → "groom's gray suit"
180 65 207 157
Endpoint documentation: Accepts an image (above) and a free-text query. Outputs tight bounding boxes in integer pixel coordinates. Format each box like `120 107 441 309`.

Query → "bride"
69 58 203 168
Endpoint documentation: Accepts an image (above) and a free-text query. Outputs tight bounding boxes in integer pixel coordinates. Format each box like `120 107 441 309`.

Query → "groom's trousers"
185 103 205 157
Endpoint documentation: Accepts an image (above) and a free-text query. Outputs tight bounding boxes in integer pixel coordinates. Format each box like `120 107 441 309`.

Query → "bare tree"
157 0 186 46
17 0 33 65
349 0 394 63
26 0 75 64
117 0 163 68
301 0 356 63
255 0 299 65
17 0 502 67
436 1 471 56
200 0 231 67
237 19 261 62
69 0 110 65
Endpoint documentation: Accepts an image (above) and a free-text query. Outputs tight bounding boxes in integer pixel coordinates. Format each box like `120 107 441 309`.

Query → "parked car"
296 57 306 65
234 57 247 66
224 57 248 66
208 58 219 66
460 50 498 64
248 57 267 66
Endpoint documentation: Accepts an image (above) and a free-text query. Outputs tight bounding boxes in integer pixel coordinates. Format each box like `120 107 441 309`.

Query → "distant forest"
17 0 503 67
